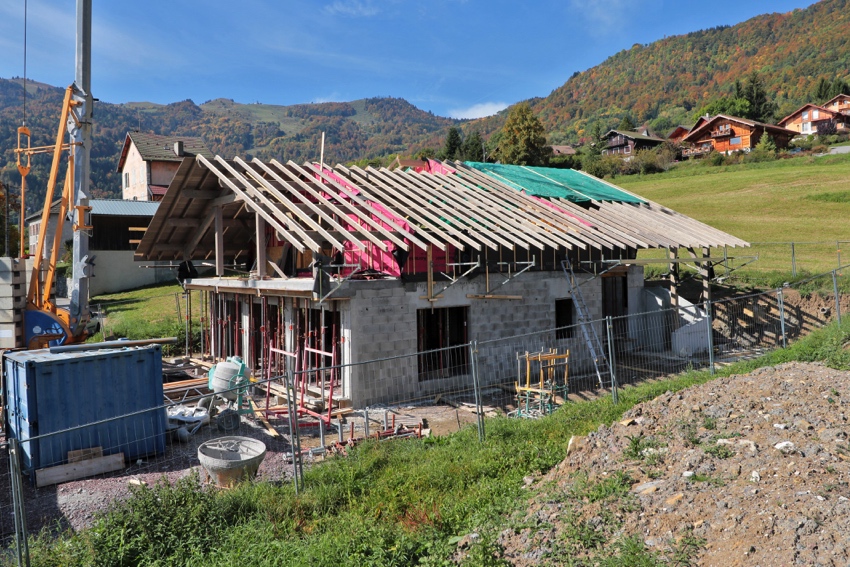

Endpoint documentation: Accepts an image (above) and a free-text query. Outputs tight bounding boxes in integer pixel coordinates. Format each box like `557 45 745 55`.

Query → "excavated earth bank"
499 361 850 567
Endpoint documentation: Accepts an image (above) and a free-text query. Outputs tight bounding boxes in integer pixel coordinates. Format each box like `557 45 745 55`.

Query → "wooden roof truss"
136 156 749 290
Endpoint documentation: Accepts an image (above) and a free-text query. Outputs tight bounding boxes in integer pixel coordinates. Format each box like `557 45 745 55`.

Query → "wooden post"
702 246 712 304
256 213 267 278
426 244 434 301
214 206 224 276
668 247 680 330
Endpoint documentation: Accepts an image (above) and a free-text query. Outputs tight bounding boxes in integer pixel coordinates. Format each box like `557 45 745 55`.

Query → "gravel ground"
498 361 850 566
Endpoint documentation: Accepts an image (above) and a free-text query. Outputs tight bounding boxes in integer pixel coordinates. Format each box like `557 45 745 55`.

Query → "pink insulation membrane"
311 164 412 277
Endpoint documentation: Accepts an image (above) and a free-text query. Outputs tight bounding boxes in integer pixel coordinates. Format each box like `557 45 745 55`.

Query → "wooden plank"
163 377 208 391
467 294 523 300
67 446 103 463
249 398 281 437
239 158 350 251
36 453 125 487
269 160 390 252
189 357 214 369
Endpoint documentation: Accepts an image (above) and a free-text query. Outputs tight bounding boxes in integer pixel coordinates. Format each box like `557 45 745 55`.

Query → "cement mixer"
206 356 252 429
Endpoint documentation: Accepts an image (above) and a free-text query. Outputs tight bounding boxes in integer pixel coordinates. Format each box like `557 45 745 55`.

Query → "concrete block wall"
346 280 419 406
0 258 26 349
345 270 609 407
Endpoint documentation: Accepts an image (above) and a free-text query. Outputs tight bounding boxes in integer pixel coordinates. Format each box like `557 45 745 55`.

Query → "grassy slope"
615 153 850 275
616 154 850 242
88 283 200 355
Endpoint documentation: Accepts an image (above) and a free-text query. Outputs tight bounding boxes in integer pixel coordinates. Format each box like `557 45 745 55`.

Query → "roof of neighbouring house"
667 125 691 139
463 162 644 204
90 199 160 217
683 115 796 142
823 93 850 107
603 129 666 144
116 132 213 172
777 103 839 127
550 145 577 156
26 199 159 223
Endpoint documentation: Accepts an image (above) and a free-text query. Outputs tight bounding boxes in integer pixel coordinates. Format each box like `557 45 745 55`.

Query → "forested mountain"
2 0 850 210
467 0 850 143
0 79 460 211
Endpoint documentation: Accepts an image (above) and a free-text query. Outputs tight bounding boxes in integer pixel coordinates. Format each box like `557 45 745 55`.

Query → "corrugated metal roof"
26 199 159 222
90 199 159 217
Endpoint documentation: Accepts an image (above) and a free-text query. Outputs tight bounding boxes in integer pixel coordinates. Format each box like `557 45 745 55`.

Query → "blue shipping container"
4 345 166 474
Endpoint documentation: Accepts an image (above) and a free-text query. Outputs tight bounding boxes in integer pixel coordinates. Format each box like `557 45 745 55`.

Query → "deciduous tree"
494 103 551 166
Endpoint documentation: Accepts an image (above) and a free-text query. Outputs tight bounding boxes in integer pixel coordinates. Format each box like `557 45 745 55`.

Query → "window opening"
555 298 574 339
417 306 469 380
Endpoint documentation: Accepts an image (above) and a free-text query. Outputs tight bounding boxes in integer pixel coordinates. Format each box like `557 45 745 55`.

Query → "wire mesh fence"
3 270 850 562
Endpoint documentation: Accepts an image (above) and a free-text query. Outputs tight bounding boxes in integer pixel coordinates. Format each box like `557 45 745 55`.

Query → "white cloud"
312 92 343 103
323 1 381 17
568 0 634 33
448 102 509 119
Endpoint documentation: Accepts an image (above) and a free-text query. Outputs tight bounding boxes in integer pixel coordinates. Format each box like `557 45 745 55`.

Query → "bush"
708 151 726 166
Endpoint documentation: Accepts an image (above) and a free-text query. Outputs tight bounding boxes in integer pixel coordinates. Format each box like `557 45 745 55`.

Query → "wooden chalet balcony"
682 146 712 158
710 129 732 138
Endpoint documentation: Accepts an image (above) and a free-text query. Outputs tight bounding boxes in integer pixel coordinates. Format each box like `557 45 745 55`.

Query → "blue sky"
0 0 818 119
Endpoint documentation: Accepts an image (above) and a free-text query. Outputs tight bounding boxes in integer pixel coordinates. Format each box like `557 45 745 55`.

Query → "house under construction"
135 158 747 407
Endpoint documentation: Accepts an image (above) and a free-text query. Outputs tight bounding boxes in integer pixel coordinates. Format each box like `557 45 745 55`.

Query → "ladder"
561 259 609 389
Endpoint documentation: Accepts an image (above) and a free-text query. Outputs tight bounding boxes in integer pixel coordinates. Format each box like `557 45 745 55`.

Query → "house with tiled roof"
822 94 850 115
117 132 213 201
666 125 691 144
682 115 795 158
601 129 665 158
777 103 847 135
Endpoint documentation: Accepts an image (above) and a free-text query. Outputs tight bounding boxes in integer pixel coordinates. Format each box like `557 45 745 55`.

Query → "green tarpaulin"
463 162 645 204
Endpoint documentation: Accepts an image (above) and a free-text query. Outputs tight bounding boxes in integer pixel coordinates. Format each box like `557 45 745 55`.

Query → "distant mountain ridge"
0 79 460 207
470 0 850 143
2 0 850 206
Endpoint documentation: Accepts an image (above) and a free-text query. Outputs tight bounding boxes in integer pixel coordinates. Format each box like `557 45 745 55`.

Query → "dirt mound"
500 362 850 566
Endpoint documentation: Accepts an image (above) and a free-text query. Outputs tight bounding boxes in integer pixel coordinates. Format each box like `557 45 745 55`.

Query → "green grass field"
615 153 850 277
88 283 202 354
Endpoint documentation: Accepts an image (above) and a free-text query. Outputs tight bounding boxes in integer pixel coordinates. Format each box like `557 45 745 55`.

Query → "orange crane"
14 0 94 349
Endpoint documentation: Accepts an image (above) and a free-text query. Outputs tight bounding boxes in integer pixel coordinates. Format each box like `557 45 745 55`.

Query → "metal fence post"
705 300 715 375
285 370 303 493
778 288 787 349
791 242 797 277
838 241 841 271
469 340 485 442
605 317 619 405
833 270 842 326
8 438 30 567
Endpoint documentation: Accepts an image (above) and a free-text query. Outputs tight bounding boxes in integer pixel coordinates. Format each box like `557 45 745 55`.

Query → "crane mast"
70 0 92 336
19 0 93 348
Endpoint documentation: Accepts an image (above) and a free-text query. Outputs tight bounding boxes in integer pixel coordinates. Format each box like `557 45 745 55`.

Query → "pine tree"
618 116 636 131
440 127 462 160
742 71 777 123
459 131 485 162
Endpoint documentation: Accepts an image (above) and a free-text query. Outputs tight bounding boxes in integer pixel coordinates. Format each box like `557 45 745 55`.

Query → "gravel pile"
499 361 850 566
